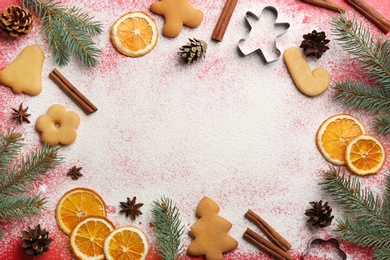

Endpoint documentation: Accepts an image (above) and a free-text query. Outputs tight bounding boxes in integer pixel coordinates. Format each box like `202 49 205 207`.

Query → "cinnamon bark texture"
245 209 292 251
49 69 97 114
243 228 294 260
345 0 390 33
211 0 238 41
300 0 346 13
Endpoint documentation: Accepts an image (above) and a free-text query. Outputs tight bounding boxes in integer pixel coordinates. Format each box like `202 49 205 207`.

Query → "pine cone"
178 38 207 64
300 30 330 59
0 6 33 38
21 224 53 257
305 200 334 227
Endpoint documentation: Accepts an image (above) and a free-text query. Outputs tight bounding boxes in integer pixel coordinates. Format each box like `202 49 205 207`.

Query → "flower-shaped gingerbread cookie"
36 104 80 146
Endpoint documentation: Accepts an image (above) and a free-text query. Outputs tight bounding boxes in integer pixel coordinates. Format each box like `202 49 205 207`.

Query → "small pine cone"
305 200 334 228
21 224 53 257
0 6 33 38
299 30 330 59
178 38 207 64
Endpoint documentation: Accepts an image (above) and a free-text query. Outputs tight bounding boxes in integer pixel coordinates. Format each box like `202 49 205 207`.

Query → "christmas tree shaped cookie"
188 196 238 260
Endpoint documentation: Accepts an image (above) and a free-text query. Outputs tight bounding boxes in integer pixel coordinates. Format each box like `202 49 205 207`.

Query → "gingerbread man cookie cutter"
302 238 347 260
238 6 290 63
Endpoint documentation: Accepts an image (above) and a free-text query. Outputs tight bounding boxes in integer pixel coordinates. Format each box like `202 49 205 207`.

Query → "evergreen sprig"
334 79 390 112
320 167 390 258
375 114 390 136
22 0 103 67
0 130 62 238
0 194 46 221
151 196 185 260
0 131 23 170
0 143 61 196
331 13 390 135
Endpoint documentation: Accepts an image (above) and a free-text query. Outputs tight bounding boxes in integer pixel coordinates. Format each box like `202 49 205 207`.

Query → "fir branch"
151 197 185 260
22 0 103 67
320 167 390 253
330 13 390 91
333 79 390 112
0 194 46 221
375 114 390 136
383 175 390 223
336 218 390 249
0 130 23 169
0 144 61 196
375 247 390 260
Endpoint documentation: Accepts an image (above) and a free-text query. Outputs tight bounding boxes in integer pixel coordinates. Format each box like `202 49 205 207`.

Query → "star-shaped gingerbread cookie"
150 0 203 37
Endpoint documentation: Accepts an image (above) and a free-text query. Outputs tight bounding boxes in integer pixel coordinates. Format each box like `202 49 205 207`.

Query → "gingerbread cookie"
283 47 329 97
36 104 80 146
188 197 238 260
150 0 203 37
0 45 44 96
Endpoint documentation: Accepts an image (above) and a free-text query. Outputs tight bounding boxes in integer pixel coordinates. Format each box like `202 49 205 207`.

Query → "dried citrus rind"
104 226 149 260
316 114 366 165
110 11 158 57
345 134 386 176
70 216 115 260
55 187 107 235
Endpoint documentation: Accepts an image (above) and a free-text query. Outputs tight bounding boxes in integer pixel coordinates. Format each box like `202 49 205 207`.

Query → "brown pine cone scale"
305 200 334 228
21 224 53 257
0 5 33 38
300 30 330 59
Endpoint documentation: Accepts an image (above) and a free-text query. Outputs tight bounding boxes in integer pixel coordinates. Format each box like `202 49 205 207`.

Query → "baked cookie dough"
0 45 44 96
284 47 329 97
36 104 80 146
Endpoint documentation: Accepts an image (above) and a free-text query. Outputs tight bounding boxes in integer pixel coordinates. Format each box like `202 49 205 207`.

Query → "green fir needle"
22 0 103 67
151 196 185 260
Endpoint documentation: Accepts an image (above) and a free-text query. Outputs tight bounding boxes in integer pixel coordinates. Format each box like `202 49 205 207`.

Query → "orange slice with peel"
70 216 115 260
56 187 107 235
110 11 158 57
316 114 366 165
345 134 386 175
104 226 149 260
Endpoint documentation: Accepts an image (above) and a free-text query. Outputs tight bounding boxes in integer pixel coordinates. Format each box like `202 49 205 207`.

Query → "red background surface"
1 0 390 259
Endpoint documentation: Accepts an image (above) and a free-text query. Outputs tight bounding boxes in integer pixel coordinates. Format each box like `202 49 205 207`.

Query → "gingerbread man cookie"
0 45 44 96
188 197 238 260
150 0 203 37
36 104 80 146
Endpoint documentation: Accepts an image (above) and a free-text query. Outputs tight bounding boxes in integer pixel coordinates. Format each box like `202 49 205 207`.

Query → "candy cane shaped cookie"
283 47 329 97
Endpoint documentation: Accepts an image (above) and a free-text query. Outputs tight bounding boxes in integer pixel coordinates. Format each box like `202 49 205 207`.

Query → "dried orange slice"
70 216 115 260
345 134 386 175
316 114 366 165
110 11 158 57
55 187 107 235
104 226 149 260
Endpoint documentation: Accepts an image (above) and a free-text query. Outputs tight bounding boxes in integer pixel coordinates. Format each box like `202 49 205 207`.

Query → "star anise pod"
11 103 31 124
119 197 144 221
67 166 83 180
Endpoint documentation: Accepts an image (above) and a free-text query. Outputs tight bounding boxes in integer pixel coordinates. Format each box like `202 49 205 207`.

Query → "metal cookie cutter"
302 238 347 260
238 6 290 63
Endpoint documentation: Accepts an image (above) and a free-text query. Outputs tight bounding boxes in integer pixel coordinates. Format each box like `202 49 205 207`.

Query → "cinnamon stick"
345 0 390 33
245 209 292 251
49 69 97 114
300 0 346 13
211 0 238 41
243 228 293 260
